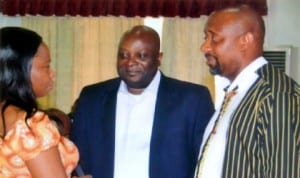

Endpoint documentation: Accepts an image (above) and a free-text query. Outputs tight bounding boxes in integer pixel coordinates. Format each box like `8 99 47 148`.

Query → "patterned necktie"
195 86 238 178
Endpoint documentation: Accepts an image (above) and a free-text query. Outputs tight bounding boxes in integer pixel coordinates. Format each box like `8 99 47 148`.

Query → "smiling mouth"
126 70 140 76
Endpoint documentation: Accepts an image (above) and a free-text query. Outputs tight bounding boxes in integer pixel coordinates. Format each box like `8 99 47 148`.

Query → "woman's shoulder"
1 105 27 134
0 109 79 177
3 110 61 159
4 108 53 135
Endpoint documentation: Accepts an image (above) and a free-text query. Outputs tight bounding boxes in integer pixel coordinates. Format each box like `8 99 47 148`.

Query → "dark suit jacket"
70 73 215 178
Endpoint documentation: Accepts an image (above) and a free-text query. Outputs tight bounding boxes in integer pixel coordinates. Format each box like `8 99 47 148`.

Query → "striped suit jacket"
223 63 300 178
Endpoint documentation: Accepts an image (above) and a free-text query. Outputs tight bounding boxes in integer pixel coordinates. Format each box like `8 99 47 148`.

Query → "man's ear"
157 52 163 66
240 32 254 51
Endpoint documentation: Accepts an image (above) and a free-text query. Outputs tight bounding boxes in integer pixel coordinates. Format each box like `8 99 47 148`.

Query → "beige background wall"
265 0 300 84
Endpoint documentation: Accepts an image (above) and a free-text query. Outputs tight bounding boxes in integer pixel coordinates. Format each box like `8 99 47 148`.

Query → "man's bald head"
119 25 161 53
211 5 265 50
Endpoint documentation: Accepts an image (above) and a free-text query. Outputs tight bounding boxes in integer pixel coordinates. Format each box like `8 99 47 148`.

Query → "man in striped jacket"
195 4 300 178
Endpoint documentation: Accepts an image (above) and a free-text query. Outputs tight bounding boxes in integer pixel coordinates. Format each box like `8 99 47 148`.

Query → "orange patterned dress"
0 111 79 178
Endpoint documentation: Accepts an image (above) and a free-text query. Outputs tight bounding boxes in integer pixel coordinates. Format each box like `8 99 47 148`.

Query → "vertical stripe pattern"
223 64 300 178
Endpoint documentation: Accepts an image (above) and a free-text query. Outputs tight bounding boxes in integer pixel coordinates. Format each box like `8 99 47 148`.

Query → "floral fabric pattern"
0 111 79 178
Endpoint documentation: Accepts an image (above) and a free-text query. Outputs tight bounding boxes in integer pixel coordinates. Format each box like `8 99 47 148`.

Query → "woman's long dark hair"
0 27 42 137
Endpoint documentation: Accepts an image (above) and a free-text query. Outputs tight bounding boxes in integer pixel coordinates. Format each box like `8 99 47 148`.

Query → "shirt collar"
227 56 268 92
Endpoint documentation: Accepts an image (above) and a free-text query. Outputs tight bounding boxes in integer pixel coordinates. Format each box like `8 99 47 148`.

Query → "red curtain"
0 0 267 17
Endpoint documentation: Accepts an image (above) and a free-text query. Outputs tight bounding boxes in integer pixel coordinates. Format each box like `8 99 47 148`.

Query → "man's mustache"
204 53 215 59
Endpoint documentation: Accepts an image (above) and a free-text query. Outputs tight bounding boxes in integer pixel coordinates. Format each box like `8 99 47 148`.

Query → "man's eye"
212 37 218 42
118 52 128 59
137 53 148 60
211 35 222 43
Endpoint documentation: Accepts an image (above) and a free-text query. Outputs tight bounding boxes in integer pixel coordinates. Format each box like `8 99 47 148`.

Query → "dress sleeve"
5 111 61 161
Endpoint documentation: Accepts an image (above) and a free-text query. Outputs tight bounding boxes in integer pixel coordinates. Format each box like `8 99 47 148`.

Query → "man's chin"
125 81 148 89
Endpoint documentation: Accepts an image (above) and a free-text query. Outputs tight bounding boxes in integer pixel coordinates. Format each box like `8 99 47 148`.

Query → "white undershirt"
197 57 268 178
114 71 161 178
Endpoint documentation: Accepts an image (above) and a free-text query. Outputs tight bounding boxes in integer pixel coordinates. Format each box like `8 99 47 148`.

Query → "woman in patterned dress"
0 27 79 178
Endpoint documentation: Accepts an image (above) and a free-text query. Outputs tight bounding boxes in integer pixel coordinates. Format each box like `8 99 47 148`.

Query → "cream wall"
1 0 299 107
265 0 300 83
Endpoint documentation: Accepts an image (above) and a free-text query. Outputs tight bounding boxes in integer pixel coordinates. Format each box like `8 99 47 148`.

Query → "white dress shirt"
197 57 268 178
114 71 161 178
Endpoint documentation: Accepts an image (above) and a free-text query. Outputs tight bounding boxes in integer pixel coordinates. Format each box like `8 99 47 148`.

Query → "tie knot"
224 86 238 99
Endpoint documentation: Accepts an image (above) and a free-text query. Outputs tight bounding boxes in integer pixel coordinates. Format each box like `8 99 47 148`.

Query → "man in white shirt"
195 4 300 178
70 25 215 178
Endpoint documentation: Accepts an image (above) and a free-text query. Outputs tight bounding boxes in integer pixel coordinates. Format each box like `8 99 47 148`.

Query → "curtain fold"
161 17 215 101
0 0 268 17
